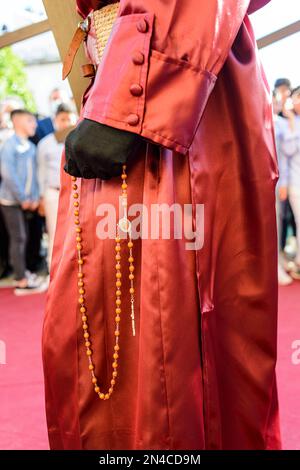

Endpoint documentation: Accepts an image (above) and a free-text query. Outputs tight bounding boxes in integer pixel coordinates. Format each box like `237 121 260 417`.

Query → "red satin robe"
42 0 281 449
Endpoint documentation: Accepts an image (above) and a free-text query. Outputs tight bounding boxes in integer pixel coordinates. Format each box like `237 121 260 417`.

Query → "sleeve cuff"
83 11 217 155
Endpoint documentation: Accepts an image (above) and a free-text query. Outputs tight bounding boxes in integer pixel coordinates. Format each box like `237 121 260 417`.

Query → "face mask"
50 99 63 115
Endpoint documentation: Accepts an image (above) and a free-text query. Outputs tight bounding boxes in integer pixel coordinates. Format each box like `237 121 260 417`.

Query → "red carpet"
0 288 48 450
277 282 300 450
0 284 299 450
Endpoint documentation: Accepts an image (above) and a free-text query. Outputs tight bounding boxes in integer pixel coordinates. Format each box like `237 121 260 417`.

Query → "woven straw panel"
93 3 120 62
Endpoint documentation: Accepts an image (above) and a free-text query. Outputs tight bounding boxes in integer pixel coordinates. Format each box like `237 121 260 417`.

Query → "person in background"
49 88 71 117
0 97 24 150
278 86 300 280
31 88 72 146
274 78 297 263
0 99 21 278
37 104 76 270
274 78 292 118
27 89 74 276
0 109 44 295
273 92 293 286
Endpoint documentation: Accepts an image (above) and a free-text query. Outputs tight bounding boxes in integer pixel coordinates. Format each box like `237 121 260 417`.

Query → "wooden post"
0 20 50 49
42 0 88 112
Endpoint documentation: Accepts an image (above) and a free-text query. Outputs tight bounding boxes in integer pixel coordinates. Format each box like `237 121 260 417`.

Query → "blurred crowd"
273 78 300 285
0 78 300 295
0 89 77 295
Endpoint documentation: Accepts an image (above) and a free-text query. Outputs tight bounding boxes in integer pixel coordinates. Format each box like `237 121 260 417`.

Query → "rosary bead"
72 184 78 190
115 245 121 252
85 341 91 347
115 254 121 261
129 287 134 294
71 176 77 182
116 307 121 314
73 193 79 199
115 316 121 322
76 227 81 233
113 371 118 378
89 364 94 370
113 353 119 359
83 324 88 330
116 299 121 306
76 236 82 242
128 257 134 263
128 241 133 248
78 281 84 288
78 259 84 265
78 297 85 304
105 393 110 400
74 201 79 207
115 330 120 336
92 377 97 384
109 387 113 394
116 290 121 296
129 265 135 272
74 210 79 216
95 386 100 393
111 379 116 385
100 393 105 399
116 272 122 279
78 273 83 278
84 332 89 339
79 288 85 295
86 349 92 356
112 361 118 368
116 263 121 270
114 345 120 351
129 274 134 280
82 315 87 322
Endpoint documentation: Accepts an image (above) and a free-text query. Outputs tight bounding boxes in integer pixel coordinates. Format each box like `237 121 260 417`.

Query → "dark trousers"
25 210 44 272
281 198 297 251
0 208 9 278
0 205 27 281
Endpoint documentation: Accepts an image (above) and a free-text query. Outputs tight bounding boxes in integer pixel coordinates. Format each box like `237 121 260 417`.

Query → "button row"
127 18 149 126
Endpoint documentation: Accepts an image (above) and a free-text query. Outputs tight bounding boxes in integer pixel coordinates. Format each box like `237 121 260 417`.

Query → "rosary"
71 165 135 400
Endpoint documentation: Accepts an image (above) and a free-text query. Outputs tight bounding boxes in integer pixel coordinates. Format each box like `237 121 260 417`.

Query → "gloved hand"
64 118 143 180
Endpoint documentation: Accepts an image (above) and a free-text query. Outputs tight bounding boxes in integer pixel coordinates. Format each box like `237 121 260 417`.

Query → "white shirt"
37 132 64 196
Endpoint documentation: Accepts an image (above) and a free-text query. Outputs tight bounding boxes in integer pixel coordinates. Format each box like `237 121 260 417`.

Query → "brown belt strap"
62 17 91 80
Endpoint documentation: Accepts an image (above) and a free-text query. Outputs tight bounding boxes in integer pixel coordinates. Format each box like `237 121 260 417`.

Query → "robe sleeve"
82 0 256 154
248 0 271 14
76 0 101 18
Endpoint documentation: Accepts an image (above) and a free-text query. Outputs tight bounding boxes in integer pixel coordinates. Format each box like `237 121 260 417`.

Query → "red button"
130 84 143 96
132 51 145 65
136 19 148 33
126 114 140 126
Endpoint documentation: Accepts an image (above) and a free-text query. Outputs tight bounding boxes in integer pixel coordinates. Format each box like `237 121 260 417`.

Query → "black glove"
64 118 143 180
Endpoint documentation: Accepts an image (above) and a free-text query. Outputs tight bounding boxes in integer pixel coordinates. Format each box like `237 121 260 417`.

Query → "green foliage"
0 47 36 112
